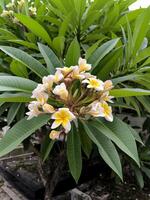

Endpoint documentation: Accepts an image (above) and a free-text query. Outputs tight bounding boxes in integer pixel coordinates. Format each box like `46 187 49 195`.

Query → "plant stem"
44 150 66 200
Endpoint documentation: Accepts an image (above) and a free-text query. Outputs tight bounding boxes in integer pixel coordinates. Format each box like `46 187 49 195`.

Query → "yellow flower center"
101 103 111 116
89 79 100 88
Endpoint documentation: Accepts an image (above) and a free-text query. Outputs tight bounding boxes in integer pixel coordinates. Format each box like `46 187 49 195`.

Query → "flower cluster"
27 58 114 140
1 0 37 21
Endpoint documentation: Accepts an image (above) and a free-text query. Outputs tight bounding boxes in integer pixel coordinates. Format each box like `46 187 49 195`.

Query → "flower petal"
51 120 62 129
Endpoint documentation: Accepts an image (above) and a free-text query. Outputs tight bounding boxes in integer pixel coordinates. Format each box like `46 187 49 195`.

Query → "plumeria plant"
0 0 150 198
27 58 114 141
0 42 149 198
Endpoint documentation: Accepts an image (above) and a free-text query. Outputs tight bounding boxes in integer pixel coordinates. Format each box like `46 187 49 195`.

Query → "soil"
1 154 150 200
77 176 150 200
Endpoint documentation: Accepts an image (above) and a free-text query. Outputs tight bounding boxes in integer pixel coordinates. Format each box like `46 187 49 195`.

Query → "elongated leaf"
82 121 122 179
38 43 55 74
142 166 150 179
93 117 140 166
134 165 144 188
110 88 150 97
98 137 122 180
9 39 38 50
132 8 150 56
15 14 52 46
0 115 50 157
10 60 28 78
53 36 65 56
38 42 62 69
78 120 92 158
7 103 21 125
0 46 49 78
133 47 150 65
67 123 82 182
0 93 32 102
85 40 102 59
0 28 17 39
0 76 37 93
97 47 123 80
65 38 80 67
41 133 55 162
88 38 119 70
129 126 143 145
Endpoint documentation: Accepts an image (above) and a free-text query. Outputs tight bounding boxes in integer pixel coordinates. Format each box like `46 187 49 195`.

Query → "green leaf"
53 36 65 56
133 47 150 65
78 120 92 158
10 60 28 78
65 38 80 67
73 0 86 22
88 38 119 70
0 28 17 39
129 126 144 145
67 123 82 182
0 46 49 78
97 47 123 80
132 7 150 56
98 138 122 180
7 103 21 125
134 165 144 188
93 117 140 166
137 96 150 113
15 14 52 46
41 133 55 162
9 39 38 50
38 43 55 74
0 93 32 102
0 115 50 157
110 88 150 97
85 40 101 59
58 14 71 37
142 57 150 67
142 166 150 179
82 120 122 179
38 42 62 70
0 76 37 93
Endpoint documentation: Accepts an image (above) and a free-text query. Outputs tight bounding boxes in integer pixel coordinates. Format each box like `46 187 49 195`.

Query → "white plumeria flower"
6 2 14 9
53 70 64 83
26 101 42 120
42 103 55 113
17 0 25 6
83 72 96 79
99 102 113 122
88 101 105 117
71 66 85 80
1 10 13 17
78 57 91 72
32 84 48 104
100 92 114 103
56 67 72 76
51 108 75 133
104 80 113 91
42 75 54 91
29 6 37 15
49 130 61 140
82 78 104 91
53 83 68 101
